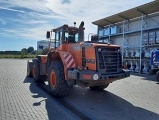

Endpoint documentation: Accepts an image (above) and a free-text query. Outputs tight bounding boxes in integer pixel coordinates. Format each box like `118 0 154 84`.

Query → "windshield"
65 31 79 43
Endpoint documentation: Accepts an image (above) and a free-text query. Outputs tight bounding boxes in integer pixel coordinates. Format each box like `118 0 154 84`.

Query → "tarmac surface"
0 59 159 120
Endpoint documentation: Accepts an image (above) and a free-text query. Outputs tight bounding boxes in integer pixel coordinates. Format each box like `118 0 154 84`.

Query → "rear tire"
156 71 159 83
89 84 109 91
32 59 46 83
48 61 71 97
27 60 33 77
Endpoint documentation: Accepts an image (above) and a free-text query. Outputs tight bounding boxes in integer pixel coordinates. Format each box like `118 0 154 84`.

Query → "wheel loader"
27 21 130 97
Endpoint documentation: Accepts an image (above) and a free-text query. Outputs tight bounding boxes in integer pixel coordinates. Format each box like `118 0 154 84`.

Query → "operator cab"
46 21 85 48
62 26 79 43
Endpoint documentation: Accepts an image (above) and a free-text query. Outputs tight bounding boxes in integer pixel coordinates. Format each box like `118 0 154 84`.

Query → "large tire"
48 61 71 97
156 71 159 83
89 84 109 91
32 59 46 83
149 69 157 75
27 60 33 77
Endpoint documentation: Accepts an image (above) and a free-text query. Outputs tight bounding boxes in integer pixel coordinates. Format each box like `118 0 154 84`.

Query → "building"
92 0 159 73
37 40 55 51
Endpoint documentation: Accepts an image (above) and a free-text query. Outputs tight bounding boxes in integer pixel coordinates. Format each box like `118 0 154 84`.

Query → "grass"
0 54 36 59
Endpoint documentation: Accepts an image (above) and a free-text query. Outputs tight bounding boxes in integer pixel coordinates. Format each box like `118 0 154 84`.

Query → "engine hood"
80 42 120 48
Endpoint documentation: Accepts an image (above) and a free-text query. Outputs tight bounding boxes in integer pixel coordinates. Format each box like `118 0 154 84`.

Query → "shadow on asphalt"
64 86 159 120
23 77 68 120
131 72 157 82
24 77 159 120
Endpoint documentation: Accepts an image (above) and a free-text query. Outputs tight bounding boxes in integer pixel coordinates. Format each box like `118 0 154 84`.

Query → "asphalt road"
0 59 159 120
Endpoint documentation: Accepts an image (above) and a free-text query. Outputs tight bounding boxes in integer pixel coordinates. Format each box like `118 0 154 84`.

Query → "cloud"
61 0 71 4
0 24 51 40
0 6 26 13
0 0 49 13
45 0 153 37
0 0 153 41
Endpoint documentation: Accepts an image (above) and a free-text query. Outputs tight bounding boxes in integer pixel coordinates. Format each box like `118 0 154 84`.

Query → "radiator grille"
96 47 122 73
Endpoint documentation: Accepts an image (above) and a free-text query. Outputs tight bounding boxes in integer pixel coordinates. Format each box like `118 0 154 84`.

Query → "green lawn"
0 54 36 59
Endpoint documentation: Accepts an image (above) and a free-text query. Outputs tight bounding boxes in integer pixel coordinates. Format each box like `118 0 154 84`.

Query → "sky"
0 0 153 51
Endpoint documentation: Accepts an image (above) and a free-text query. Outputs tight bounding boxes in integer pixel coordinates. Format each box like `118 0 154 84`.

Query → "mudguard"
59 51 76 80
35 55 47 64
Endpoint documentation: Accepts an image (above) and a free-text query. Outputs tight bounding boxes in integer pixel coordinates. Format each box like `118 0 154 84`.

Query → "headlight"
93 74 99 80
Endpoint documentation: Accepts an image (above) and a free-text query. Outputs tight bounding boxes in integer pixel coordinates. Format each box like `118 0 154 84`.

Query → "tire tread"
49 61 71 97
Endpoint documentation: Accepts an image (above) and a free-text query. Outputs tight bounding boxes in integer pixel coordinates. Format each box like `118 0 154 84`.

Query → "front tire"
32 59 46 83
89 84 109 91
48 61 71 97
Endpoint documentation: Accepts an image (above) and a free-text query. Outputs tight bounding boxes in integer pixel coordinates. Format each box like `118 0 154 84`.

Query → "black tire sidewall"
48 66 60 94
48 61 71 97
27 61 31 77
156 71 159 82
33 60 39 82
27 61 33 77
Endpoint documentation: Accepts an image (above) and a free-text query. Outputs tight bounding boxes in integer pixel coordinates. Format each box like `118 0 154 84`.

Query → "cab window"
67 32 79 43
55 31 62 47
75 33 78 42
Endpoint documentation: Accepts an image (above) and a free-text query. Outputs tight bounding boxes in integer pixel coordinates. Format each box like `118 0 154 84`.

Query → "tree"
27 47 34 53
21 48 27 58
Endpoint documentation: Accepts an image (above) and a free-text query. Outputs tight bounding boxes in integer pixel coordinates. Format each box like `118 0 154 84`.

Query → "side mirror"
46 31 50 39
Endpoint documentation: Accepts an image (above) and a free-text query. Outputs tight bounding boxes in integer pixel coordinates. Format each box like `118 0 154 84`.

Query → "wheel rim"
33 65 36 77
50 70 56 88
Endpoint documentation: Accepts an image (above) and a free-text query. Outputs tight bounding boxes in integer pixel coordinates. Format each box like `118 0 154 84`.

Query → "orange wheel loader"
27 21 130 97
